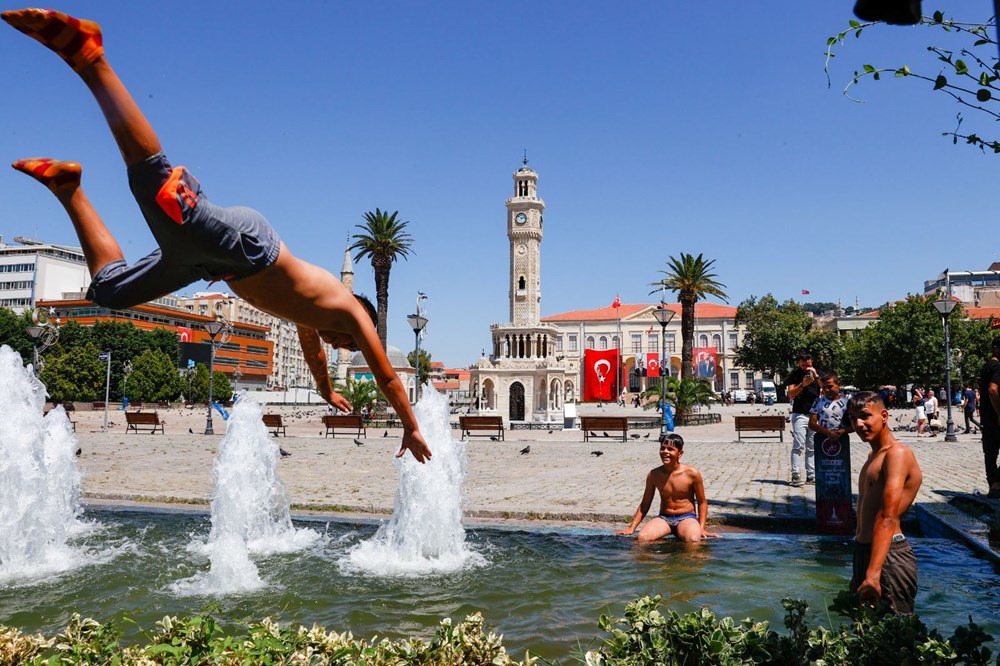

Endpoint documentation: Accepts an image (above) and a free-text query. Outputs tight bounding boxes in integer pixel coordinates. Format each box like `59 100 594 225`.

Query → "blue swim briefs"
657 512 698 529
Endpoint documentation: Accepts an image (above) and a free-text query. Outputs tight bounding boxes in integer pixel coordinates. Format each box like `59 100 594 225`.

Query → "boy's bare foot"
12 158 82 192
2 8 103 72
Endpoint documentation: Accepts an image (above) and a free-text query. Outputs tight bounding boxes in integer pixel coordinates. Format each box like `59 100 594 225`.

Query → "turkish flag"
611 294 621 309
584 348 619 401
801 289 810 295
646 352 661 378
177 326 193 343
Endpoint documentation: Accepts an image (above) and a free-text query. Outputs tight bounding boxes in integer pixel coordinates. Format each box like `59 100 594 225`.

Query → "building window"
712 334 722 351
666 334 676 353
568 335 578 352
698 334 709 347
631 334 642 353
585 336 594 349
598 336 608 350
729 332 738 349
730 371 739 388
648 333 658 353
746 371 755 387
611 335 619 349
556 336 564 352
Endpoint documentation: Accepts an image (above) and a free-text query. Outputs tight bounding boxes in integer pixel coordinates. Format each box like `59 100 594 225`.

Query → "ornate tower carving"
506 159 545 326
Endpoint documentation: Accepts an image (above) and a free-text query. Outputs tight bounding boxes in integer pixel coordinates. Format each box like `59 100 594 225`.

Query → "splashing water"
341 387 484 576
0 345 86 584
171 395 319 596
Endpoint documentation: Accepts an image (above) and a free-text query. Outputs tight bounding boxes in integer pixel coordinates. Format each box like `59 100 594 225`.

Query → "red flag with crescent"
584 348 619 401
611 294 621 309
177 326 193 343
646 352 661 377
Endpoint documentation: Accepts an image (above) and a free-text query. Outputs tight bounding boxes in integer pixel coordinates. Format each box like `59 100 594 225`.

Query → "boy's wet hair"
658 433 684 451
848 390 885 414
354 293 377 325
820 370 839 383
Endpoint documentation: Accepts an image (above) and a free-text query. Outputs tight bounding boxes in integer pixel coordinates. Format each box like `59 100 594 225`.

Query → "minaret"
336 238 354 382
506 157 545 326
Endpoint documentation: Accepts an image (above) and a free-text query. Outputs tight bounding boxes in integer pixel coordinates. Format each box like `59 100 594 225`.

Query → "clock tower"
507 159 544 326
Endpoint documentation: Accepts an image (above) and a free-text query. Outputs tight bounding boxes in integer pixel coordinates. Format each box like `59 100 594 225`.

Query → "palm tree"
641 377 716 420
350 209 414 349
650 253 728 380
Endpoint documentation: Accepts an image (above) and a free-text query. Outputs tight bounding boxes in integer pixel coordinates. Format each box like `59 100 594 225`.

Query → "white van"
754 379 777 404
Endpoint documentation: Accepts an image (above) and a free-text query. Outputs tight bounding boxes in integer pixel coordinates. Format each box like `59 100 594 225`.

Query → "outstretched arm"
614 472 656 535
297 325 350 412
692 470 718 538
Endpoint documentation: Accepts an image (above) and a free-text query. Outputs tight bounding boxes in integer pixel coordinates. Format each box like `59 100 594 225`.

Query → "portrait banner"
692 347 717 380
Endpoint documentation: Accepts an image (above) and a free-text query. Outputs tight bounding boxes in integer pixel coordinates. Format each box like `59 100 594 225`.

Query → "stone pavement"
65 402 989 530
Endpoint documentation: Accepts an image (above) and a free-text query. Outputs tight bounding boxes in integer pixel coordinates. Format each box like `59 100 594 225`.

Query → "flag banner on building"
692 347 717 380
611 294 621 309
801 289 810 295
646 352 662 378
176 326 193 343
583 348 619 401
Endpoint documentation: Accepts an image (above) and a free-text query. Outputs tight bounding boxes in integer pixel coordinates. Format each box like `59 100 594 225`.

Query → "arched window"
518 276 526 290
698 334 709 347
599 336 608 350
712 334 722 351
586 336 595 349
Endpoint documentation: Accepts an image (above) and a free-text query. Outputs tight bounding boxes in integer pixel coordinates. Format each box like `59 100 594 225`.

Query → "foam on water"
0 345 87 585
171 394 319 596
341 387 484 576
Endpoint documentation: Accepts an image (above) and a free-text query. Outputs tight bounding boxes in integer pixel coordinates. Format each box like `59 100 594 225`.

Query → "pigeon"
591 450 604 457
490 436 499 441
547 429 553 434
643 433 651 439
75 447 82 457
383 430 389 437
602 432 610 438
520 445 531 455
630 433 641 440
589 431 598 438
279 447 291 458
353 438 365 447
188 428 193 434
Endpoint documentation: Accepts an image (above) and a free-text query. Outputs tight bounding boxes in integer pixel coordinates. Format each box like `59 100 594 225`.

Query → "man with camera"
784 353 820 487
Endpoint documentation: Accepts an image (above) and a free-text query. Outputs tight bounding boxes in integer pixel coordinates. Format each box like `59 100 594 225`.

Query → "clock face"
515 212 527 225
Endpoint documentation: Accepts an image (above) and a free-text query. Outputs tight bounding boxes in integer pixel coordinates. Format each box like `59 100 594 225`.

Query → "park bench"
459 415 505 440
322 414 367 438
44 406 77 432
125 411 165 434
734 415 786 441
262 413 287 437
157 401 171 409
580 416 628 442
92 401 105 410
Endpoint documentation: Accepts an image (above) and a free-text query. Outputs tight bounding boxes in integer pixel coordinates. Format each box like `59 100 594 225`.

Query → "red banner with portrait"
692 347 717 380
583 348 619 401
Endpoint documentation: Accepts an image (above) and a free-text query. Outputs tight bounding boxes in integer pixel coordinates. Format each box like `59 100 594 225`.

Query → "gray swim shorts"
657 512 698 529
851 537 918 615
86 152 281 309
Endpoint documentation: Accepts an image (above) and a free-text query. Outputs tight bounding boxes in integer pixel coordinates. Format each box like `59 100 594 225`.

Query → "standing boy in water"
848 391 923 615
2 8 430 463
614 434 716 543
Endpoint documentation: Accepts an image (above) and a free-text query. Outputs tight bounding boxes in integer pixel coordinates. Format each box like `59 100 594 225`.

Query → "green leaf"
977 88 992 102
933 10 944 22
849 19 860 28
974 39 990 46
934 75 948 90
874 72 881 80
863 64 875 73
955 59 969 75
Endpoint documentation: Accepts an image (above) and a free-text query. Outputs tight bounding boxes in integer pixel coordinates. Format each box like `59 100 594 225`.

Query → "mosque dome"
350 345 413 371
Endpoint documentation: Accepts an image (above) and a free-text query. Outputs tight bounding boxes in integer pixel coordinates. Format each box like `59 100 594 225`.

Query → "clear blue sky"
2 1 996 367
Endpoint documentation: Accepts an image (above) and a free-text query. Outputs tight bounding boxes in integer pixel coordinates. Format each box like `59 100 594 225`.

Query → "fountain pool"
1 508 998 661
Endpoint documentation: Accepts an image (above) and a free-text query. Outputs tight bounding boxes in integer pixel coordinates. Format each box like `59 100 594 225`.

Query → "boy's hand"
397 428 432 463
700 527 720 539
322 387 352 413
613 527 635 536
856 576 881 605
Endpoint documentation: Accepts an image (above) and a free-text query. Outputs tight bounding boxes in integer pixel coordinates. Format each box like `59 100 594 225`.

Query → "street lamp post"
25 325 43 374
933 296 959 442
652 305 676 437
203 320 225 435
407 312 428 403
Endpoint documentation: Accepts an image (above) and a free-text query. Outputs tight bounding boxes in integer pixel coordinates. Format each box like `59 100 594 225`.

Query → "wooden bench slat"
734 415 785 441
262 414 286 437
323 414 367 438
579 416 628 442
125 411 164 434
459 416 504 440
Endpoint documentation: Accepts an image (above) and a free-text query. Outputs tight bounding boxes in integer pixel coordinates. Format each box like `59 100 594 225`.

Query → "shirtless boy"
2 8 430 463
614 434 716 543
848 390 923 614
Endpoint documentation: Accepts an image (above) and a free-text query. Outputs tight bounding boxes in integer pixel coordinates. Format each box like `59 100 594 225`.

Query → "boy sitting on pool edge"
614 434 717 543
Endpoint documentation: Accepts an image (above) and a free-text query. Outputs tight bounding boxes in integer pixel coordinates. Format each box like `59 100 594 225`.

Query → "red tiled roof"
542 302 735 322
966 307 1000 321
